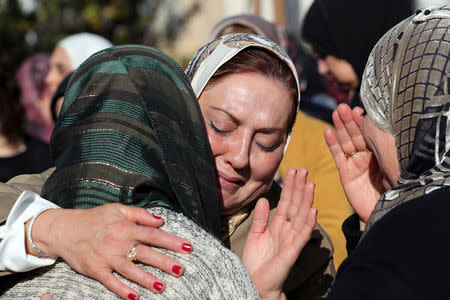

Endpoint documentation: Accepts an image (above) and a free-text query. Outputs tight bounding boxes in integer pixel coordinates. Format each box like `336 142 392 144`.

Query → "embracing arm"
0 168 54 224
0 168 195 299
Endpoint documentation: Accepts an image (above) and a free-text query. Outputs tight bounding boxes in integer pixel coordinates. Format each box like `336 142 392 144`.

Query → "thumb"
249 198 270 235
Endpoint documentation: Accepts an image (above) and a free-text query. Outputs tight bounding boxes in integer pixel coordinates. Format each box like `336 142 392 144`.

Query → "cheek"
250 151 283 182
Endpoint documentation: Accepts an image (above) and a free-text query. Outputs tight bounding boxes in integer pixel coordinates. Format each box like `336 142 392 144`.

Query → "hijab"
57 33 113 70
208 15 324 97
302 0 413 82
185 33 301 153
360 5 449 234
41 45 222 238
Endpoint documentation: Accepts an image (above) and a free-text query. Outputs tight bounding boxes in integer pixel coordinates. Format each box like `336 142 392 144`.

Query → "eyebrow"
210 106 284 134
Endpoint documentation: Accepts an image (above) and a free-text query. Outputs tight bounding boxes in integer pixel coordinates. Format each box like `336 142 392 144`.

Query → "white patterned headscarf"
361 5 450 234
185 33 301 153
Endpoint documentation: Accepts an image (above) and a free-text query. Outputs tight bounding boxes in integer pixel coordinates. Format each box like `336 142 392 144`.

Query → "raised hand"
28 204 193 299
324 104 385 222
241 168 317 300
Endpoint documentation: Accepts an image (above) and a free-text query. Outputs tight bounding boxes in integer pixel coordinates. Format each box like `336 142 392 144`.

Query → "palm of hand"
242 214 298 292
341 150 385 222
241 169 317 300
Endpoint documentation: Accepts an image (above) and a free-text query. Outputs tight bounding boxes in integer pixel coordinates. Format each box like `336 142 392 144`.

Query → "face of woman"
45 46 73 96
362 116 401 191
198 72 293 216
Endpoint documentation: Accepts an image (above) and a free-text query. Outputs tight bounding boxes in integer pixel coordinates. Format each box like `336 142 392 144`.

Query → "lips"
217 171 245 189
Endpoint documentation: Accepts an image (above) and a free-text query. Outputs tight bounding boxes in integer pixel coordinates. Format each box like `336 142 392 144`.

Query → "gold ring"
286 217 293 222
126 244 138 262
345 151 357 158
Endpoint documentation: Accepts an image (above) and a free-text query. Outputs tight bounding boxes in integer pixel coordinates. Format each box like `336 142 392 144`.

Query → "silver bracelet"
26 208 56 257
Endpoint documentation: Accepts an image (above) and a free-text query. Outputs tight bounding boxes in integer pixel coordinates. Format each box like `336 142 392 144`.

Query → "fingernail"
182 243 192 252
128 293 137 300
153 282 164 292
172 265 182 275
153 215 162 220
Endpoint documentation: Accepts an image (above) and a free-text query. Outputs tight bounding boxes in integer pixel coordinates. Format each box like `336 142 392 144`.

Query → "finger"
295 208 318 248
134 226 193 254
135 244 184 277
94 270 139 300
248 198 270 235
352 106 365 129
287 168 308 220
293 181 315 227
333 105 357 154
116 260 165 294
120 205 164 227
338 104 366 152
324 127 348 171
276 169 296 218
40 294 54 300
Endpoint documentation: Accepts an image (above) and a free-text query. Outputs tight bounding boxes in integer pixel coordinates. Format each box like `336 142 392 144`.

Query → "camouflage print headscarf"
361 5 450 234
41 45 222 238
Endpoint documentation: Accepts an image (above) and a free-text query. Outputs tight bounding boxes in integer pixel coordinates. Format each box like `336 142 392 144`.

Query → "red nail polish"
182 243 192 252
153 282 164 292
172 265 182 274
153 215 162 220
128 293 137 300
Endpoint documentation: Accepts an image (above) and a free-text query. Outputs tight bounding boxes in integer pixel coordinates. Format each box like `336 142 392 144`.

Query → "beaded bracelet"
26 208 56 257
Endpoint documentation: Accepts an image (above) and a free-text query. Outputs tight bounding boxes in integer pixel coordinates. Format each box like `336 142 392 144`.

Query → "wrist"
259 290 286 300
25 208 63 258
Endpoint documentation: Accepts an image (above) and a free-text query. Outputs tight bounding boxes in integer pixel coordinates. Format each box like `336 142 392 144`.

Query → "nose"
226 134 251 170
317 58 329 76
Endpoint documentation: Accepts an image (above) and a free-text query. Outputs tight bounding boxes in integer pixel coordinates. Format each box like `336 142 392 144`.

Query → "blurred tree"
0 0 200 74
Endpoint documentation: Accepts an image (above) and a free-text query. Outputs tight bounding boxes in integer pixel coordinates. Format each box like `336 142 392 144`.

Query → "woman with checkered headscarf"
325 5 449 299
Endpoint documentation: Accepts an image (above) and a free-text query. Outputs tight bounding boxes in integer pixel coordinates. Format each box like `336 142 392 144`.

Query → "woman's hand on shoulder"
324 104 385 222
241 168 317 300
29 203 192 299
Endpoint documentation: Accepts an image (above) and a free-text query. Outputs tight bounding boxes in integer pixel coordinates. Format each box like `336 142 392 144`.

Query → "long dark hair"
0 54 24 145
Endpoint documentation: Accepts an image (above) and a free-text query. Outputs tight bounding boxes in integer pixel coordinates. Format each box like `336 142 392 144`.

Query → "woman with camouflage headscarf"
325 5 449 299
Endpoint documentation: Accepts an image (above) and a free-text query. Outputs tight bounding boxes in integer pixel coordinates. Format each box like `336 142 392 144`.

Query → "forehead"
51 47 71 66
199 72 292 125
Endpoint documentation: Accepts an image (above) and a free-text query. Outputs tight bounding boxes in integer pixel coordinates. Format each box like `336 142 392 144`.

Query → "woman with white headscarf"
45 33 112 96
324 5 449 299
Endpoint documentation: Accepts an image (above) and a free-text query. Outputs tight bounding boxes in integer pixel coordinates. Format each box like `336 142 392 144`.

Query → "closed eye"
209 120 230 135
257 142 277 152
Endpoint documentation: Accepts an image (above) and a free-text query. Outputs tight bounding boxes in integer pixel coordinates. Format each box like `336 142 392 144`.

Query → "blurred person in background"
15 53 53 143
209 14 353 268
302 0 413 108
44 32 112 98
0 53 53 183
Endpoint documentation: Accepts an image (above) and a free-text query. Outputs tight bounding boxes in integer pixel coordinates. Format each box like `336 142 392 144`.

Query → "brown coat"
0 169 335 298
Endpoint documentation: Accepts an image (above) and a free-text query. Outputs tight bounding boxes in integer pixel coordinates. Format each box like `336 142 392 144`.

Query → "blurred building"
156 0 445 63
157 0 313 61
